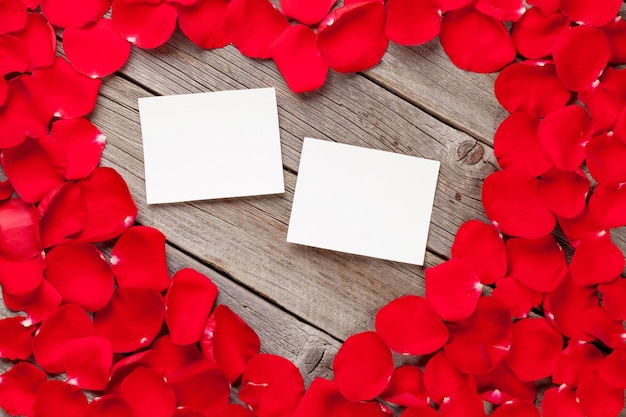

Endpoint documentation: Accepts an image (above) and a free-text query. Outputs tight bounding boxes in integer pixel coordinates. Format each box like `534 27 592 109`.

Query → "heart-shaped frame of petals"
1 0 626 416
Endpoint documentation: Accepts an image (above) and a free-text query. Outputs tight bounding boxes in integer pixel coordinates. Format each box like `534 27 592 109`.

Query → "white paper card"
139 88 285 204
287 138 440 265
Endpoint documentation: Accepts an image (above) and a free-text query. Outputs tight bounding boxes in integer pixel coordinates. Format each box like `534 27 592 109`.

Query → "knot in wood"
457 141 484 166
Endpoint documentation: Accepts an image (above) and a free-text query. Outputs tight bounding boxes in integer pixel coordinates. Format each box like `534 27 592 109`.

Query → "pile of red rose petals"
2 0 626 416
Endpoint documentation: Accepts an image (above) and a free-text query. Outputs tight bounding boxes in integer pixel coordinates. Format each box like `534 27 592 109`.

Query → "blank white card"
287 138 440 265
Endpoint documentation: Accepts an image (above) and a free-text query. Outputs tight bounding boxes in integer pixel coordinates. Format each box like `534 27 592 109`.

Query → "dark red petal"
544 275 598 341
0 316 34 360
41 0 110 28
505 235 567 292
375 295 449 355
0 0 27 34
423 351 475 404
64 18 131 78
505 318 563 381
280 0 335 25
586 132 626 186
580 306 625 348
379 366 427 407
200 313 217 364
602 17 626 65
3 279 61 324
425 258 483 321
105 351 155 395
0 35 29 75
570 231 624 286
291 378 349 417
399 405 440 417
541 387 585 417
598 278 626 321
440 7 515 73
333 401 392 417
332 331 393 401
493 112 552 177
475 362 536 405
577 371 625 417
561 0 621 27
0 253 44 296
177 0 229 49
111 0 177 49
212 304 260 383
75 167 138 242
13 13 56 72
149 335 203 378
439 390 487 417
598 344 626 389
239 354 304 417
225 0 289 59
50 118 105 181
63 336 113 391
0 180 12 201
85 396 135 417
482 169 555 239
94 287 165 353
492 277 542 319
169 360 230 415
491 402 540 417
316 1 388 73
451 220 506 285
33 380 88 417
0 77 6 106
212 404 254 417
552 26 610 91
474 0 524 22
0 362 46 417
588 184 626 229
120 367 176 417
166 268 217 345
31 57 102 119
38 183 88 247
537 104 591 171
557 207 604 248
553 341 604 388
384 0 441 46
0 198 41 261
270 25 328 93
539 168 589 219
512 9 570 60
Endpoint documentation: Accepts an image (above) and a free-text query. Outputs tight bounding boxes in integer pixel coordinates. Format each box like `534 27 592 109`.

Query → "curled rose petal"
170 361 230 415
316 1 388 73
598 278 626 321
63 18 131 78
40 0 110 28
279 0 335 26
561 0 622 27
588 184 626 229
425 258 483 321
553 341 603 388
384 0 442 46
491 402 540 417
177 0 230 49
542 387 585 417
598 344 626 389
0 254 44 296
474 0 524 22
3 279 61 324
38 183 87 247
423 351 475 404
552 26 610 92
579 73 623 135
557 207 604 248
505 235 567 293
239 355 304 417
580 306 625 348
291 378 349 417
85 396 135 417
0 362 46 417
0 0 27 35
0 316 35 360
225 0 289 59
505 318 563 381
63 336 113 391
33 380 88 417
111 0 177 49
586 132 626 186
0 35 29 75
539 168 589 219
50 118 105 181
482 169 555 239
270 25 328 93
120 367 176 417
375 295 449 355
440 7 515 73
451 220 506 285
166 268 218 345
569 231 624 286
111 226 170 292
577 371 625 417
512 9 569 59
332 331 393 401
0 198 41 261
475 362 536 405
602 17 626 65
400 406 440 417
492 277 542 319
439 390 487 417
13 13 56 72
380 366 427 407
105 351 155 395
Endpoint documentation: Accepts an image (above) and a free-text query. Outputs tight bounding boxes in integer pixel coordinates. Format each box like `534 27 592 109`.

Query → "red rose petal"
38 183 87 247
505 318 563 381
333 401 392 417
280 0 335 25
553 341 603 388
169 360 230 415
0 77 6 107
85 396 135 417
0 254 44 296
291 378 349 417
439 390 487 417
45 241 114 311
13 13 56 72
111 226 169 291
505 235 567 292
74 167 138 242
111 0 177 49
166 268 217 345
41 0 110 28
425 258 483 321
177 0 229 49
34 380 88 417
586 132 626 186
3 279 61 324
239 355 304 417
200 313 217 364
561 0 621 27
149 335 203 378
451 220 506 285
270 25 328 93
615 108 626 144
552 26 610 91
579 77 622 135
384 0 441 46
538 168 589 219
375 295 449 355
492 277 542 319
475 362 535 405
0 0 27 35
580 306 625 348
577 371 625 417
570 231 624 286
211 304 260 383
544 275 598 341
423 351 475 404
212 405 254 417
440 7 515 73
526 0 559 13
400 405 440 417
598 344 626 389
512 9 569 60
474 0 524 22
332 331 393 401
225 0 289 59
588 184 626 229
440 0 471 12
50 118 105 180
64 18 131 78
602 17 626 65
541 387 585 417
0 35 29 75
380 366 427 407
0 362 46 417
598 278 626 321
94 287 165 352
32 57 102 119
493 112 552 177
316 1 388 73
491 402 540 417
557 207 604 248
63 336 113 391
0 316 34 360
120 367 176 417
482 169 555 239
105 351 155 395
0 198 41 261
537 104 591 171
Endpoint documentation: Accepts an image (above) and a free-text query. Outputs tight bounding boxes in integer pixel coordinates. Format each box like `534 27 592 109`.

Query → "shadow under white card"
139 88 285 204
287 138 440 265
